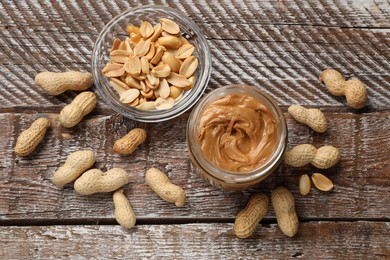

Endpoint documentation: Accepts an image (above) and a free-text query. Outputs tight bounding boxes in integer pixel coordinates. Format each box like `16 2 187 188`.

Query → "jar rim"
91 5 211 122
187 84 287 184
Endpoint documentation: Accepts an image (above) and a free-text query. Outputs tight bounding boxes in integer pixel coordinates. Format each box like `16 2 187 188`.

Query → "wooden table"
1 1 389 259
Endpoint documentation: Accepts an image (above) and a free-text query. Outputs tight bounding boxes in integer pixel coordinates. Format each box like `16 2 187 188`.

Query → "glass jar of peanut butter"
186 84 287 190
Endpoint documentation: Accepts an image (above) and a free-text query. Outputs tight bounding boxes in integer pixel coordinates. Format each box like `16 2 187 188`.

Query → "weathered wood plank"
1 0 389 28
0 1 389 112
0 112 388 222
0 222 389 259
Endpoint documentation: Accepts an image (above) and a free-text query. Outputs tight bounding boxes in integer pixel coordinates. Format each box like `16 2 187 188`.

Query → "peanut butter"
197 93 277 172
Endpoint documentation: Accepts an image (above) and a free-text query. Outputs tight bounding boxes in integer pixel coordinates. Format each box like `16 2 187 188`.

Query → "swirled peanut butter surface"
197 93 277 172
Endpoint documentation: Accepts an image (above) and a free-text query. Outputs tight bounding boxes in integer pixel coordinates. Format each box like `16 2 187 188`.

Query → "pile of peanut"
16 70 186 230
234 188 299 238
14 25 368 237
102 18 198 110
56 131 186 229
233 68 368 239
15 71 96 158
52 146 186 229
286 68 367 195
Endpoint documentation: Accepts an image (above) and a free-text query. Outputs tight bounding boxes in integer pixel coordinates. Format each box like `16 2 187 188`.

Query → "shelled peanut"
102 18 198 111
299 174 311 195
311 173 334 191
299 173 334 194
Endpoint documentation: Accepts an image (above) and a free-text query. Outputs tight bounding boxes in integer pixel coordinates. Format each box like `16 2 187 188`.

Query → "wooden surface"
0 0 389 259
1 222 389 259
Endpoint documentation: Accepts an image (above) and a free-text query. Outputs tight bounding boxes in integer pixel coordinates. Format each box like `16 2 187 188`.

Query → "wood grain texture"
0 222 389 259
1 112 388 222
0 0 389 112
0 1 389 257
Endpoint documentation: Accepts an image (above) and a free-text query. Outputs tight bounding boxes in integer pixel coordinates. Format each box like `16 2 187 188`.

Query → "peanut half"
113 128 147 155
299 174 311 195
102 63 125 78
136 101 156 110
160 18 180 35
140 21 154 38
150 23 163 42
113 189 136 229
179 56 198 78
271 186 299 237
177 44 195 59
110 50 132 63
157 36 182 49
14 118 50 156
59 91 97 128
166 72 190 88
74 168 130 195
134 39 151 57
119 89 140 104
234 193 269 238
125 25 140 36
35 71 93 96
284 144 340 169
311 173 334 191
155 97 175 110
124 56 141 76
161 52 181 73
169 86 182 99
151 64 171 78
158 79 170 99
145 168 186 207
53 150 95 188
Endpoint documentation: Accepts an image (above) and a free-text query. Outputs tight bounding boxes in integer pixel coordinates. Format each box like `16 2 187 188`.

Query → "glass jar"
186 84 287 190
91 5 211 122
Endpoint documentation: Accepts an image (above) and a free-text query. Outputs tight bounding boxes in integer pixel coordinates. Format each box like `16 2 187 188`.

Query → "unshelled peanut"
284 144 340 169
271 186 299 237
14 118 50 156
113 189 136 229
52 150 95 188
113 128 147 155
35 71 93 96
74 168 130 195
59 91 97 128
319 69 368 109
234 193 269 238
145 168 186 207
288 105 327 133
